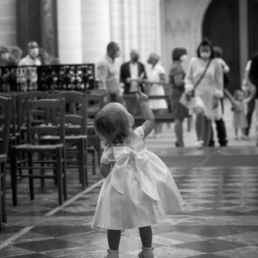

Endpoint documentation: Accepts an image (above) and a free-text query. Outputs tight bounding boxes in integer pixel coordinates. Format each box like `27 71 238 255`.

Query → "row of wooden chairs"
0 90 106 230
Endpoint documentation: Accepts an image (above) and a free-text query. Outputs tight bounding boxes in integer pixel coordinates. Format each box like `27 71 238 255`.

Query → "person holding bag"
183 39 223 148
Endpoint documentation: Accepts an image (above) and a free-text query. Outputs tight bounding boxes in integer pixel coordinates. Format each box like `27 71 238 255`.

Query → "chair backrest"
0 96 12 154
26 99 65 144
18 91 48 127
0 93 17 137
52 91 88 135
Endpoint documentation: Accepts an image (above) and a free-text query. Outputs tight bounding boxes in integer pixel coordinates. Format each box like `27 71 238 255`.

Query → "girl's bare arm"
136 88 155 138
100 163 111 178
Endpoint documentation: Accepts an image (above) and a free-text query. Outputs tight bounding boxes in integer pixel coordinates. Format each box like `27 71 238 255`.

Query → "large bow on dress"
110 147 160 201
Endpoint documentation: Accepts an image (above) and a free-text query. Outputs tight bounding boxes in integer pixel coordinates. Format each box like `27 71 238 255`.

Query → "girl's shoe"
138 247 154 258
104 249 119 258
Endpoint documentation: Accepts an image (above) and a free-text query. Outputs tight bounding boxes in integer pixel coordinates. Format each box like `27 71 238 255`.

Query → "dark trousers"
209 118 228 147
244 96 256 136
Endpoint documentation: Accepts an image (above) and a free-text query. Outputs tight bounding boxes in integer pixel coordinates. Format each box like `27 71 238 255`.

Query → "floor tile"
14 238 83 252
215 246 258 258
176 239 247 253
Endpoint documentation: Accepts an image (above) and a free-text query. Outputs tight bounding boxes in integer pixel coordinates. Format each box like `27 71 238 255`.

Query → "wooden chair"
10 98 67 205
0 96 12 231
42 91 88 189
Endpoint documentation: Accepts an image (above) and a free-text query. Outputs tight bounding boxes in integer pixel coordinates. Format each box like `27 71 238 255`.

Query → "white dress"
148 63 168 110
184 58 224 119
92 127 184 231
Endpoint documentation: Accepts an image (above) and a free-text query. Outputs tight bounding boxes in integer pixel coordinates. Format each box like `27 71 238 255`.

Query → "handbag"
180 59 211 108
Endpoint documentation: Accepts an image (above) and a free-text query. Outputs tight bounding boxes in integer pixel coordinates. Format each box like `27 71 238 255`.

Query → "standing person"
92 89 184 258
97 42 121 103
0 46 17 66
120 49 147 115
18 41 41 66
232 90 254 140
184 39 223 148
169 48 189 147
145 53 167 138
243 60 257 138
209 46 228 147
249 52 258 146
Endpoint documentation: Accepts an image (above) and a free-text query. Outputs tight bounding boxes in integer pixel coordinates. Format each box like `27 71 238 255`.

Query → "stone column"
57 0 83 63
239 0 249 81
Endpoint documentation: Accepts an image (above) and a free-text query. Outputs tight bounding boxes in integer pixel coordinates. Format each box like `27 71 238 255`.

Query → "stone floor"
0 100 258 258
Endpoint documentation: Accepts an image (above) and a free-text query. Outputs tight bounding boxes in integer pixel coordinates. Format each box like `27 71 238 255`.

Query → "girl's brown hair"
94 107 131 145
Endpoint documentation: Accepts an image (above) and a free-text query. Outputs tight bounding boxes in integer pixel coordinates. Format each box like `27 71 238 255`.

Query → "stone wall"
0 0 17 46
160 0 212 74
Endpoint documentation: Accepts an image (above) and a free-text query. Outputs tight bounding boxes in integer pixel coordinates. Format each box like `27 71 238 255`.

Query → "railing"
0 64 95 92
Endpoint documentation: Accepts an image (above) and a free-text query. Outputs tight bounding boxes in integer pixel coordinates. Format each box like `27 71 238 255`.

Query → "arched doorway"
202 0 240 93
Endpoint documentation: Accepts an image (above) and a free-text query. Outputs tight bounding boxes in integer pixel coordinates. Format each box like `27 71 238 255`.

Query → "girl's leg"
107 229 121 251
174 119 184 147
139 226 152 248
203 117 212 147
138 226 154 258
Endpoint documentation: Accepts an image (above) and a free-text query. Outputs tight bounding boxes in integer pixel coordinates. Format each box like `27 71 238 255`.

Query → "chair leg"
56 148 63 205
62 147 67 201
40 152 45 189
10 147 18 206
28 152 34 201
0 164 2 230
84 139 88 186
78 139 86 190
2 162 7 223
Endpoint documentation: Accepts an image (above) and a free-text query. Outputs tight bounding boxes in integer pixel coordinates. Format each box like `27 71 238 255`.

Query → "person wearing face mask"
184 39 223 148
144 53 167 138
97 42 121 103
120 49 147 114
169 48 189 147
18 41 41 66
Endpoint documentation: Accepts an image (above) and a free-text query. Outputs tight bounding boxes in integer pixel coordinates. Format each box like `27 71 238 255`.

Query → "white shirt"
97 55 119 93
129 62 139 92
18 55 41 66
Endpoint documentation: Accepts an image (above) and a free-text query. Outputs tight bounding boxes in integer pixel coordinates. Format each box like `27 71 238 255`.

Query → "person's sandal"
138 247 154 258
104 249 119 258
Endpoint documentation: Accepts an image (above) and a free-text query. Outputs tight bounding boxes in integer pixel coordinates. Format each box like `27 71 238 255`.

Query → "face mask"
30 48 39 58
180 54 188 62
200 52 211 59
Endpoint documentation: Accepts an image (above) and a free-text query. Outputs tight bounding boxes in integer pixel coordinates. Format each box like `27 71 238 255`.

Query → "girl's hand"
136 87 148 104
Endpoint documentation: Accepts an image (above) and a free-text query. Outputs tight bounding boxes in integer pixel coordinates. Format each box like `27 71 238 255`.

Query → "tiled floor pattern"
1 147 258 258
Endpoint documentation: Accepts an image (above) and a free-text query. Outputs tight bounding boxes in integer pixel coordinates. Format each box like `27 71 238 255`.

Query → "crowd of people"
0 41 60 67
1 39 257 147
96 40 258 147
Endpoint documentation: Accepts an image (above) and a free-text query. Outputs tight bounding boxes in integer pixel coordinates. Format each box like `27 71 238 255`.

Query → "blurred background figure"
145 53 167 138
19 41 41 66
120 49 147 115
169 48 189 147
241 59 256 138
248 52 258 146
9 46 23 64
97 42 121 103
185 39 223 148
0 46 17 66
38 47 51 65
209 46 229 147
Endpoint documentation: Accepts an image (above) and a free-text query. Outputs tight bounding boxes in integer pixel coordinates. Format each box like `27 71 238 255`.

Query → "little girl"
92 89 184 258
232 90 253 139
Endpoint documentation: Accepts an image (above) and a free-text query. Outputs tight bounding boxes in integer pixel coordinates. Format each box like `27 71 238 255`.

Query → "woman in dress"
169 48 189 147
144 53 167 138
185 39 223 148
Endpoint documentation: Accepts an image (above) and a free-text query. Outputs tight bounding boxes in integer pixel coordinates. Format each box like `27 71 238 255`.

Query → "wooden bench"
123 94 192 131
